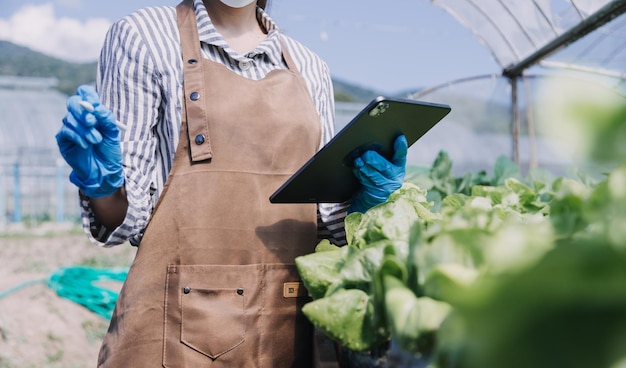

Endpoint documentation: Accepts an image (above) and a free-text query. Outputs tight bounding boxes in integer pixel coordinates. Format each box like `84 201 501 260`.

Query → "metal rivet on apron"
194 134 205 145
236 288 244 295
183 286 191 294
187 59 198 64
190 92 200 101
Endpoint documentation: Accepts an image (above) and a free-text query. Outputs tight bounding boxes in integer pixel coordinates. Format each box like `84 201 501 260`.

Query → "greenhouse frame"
0 0 625 229
413 0 626 173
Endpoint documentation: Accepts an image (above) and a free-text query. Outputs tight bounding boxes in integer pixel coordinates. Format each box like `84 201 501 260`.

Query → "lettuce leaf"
295 247 345 300
302 288 387 351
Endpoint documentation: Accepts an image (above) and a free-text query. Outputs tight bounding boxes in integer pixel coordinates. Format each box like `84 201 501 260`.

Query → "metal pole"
56 159 65 223
510 77 519 165
0 166 4 227
523 75 538 170
13 162 21 223
503 0 626 79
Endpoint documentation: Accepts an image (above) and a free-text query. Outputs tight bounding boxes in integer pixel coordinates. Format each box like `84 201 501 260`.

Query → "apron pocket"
181 287 245 358
164 264 263 366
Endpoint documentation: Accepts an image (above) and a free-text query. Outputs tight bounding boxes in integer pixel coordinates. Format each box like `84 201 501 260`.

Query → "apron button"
195 134 205 145
183 286 191 294
190 92 200 101
187 59 198 64
237 288 244 295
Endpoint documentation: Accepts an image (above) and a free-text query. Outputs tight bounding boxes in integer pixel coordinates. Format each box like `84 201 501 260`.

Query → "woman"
56 0 407 366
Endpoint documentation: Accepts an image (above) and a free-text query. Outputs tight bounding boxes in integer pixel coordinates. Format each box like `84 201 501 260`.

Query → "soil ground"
0 224 136 368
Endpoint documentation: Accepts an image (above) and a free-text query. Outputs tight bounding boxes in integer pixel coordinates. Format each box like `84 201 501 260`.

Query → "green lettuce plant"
297 80 626 367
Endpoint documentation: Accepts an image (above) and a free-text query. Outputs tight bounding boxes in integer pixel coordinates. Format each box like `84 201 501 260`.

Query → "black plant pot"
338 339 431 368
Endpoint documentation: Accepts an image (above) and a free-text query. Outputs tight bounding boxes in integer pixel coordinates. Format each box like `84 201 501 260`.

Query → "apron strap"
280 41 299 72
176 0 303 163
177 0 213 162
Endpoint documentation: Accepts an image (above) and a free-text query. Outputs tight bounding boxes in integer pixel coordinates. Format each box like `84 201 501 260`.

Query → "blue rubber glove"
55 85 124 198
348 135 408 214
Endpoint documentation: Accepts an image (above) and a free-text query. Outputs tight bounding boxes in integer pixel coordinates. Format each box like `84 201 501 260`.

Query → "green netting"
0 266 128 320
47 266 128 319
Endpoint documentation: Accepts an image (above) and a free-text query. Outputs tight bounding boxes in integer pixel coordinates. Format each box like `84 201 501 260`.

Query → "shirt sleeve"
315 60 349 246
79 17 162 247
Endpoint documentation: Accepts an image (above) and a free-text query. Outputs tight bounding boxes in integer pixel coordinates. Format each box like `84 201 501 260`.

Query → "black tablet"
269 96 451 203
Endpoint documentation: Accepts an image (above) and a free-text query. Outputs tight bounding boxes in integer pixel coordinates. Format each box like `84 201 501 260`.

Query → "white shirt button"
239 59 252 71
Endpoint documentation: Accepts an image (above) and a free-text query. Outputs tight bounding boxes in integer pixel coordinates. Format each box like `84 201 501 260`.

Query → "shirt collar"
192 0 283 65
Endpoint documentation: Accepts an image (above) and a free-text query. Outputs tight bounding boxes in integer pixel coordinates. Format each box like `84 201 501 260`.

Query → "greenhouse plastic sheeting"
0 77 67 159
0 77 78 225
432 0 626 79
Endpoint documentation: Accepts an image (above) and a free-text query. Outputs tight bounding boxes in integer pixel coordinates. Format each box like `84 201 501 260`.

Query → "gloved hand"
55 85 124 198
348 135 408 214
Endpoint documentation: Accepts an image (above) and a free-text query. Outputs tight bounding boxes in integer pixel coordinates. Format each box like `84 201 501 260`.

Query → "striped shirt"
82 0 348 247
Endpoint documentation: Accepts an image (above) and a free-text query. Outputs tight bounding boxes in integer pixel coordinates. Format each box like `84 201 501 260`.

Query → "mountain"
332 77 384 102
0 40 97 96
0 40 394 101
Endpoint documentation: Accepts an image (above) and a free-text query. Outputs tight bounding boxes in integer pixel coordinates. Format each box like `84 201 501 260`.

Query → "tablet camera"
368 102 390 117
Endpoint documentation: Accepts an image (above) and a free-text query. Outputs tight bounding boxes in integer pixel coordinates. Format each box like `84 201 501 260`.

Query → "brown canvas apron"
97 1 322 367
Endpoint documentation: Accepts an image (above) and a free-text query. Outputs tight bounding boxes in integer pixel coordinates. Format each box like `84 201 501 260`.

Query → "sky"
0 0 499 94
